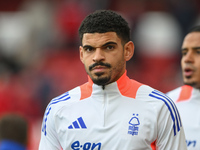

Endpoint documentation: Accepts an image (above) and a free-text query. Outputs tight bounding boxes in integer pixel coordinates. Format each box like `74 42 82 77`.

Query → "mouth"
183 67 194 78
92 65 107 72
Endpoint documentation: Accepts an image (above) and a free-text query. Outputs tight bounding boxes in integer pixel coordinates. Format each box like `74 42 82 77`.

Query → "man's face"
79 32 132 86
181 32 200 89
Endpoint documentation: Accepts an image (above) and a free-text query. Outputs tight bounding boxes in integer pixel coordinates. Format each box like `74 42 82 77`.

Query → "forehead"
82 32 121 46
182 32 200 48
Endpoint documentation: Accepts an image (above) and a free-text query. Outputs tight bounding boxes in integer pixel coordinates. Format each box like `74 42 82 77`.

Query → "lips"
183 67 194 77
92 65 107 72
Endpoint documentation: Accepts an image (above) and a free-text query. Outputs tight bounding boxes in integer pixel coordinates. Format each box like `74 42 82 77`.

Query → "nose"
184 50 194 63
93 48 105 62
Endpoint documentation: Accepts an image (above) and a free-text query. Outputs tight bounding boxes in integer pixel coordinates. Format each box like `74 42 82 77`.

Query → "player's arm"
39 104 62 150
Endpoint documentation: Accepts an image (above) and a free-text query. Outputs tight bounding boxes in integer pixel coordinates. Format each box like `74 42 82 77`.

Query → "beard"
184 81 200 89
86 62 112 86
92 74 111 85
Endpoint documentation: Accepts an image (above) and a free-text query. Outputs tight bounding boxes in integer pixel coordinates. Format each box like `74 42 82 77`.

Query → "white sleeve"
39 105 62 150
155 94 187 150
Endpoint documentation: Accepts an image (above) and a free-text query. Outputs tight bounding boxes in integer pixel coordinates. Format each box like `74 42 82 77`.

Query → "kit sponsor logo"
71 141 101 150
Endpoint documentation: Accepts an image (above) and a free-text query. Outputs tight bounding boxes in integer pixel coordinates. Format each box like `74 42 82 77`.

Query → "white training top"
167 85 200 150
39 72 187 150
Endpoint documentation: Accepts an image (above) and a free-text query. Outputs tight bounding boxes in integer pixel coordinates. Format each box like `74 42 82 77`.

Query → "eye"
84 46 95 52
196 49 200 54
181 50 187 56
105 45 114 50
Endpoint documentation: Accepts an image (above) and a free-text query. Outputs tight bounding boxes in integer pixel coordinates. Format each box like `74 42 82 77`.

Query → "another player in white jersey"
39 10 187 150
167 25 200 150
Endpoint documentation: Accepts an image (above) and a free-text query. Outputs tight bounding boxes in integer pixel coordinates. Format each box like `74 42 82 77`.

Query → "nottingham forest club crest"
128 114 140 136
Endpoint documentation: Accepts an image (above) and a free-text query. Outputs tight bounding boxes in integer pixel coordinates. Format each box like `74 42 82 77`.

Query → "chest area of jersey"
55 98 155 149
177 102 200 149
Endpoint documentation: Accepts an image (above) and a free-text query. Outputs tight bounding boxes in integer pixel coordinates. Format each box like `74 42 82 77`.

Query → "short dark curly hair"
188 25 200 33
78 10 130 44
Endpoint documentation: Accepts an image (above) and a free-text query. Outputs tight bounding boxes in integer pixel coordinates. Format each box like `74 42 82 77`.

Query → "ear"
79 46 84 63
124 41 134 61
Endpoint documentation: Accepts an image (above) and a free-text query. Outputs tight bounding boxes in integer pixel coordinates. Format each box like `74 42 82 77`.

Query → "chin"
92 76 111 86
184 81 199 88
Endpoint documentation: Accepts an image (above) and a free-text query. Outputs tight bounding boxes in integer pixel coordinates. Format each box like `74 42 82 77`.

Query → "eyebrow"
193 47 200 50
101 41 118 47
82 41 117 49
181 47 200 51
181 48 187 51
